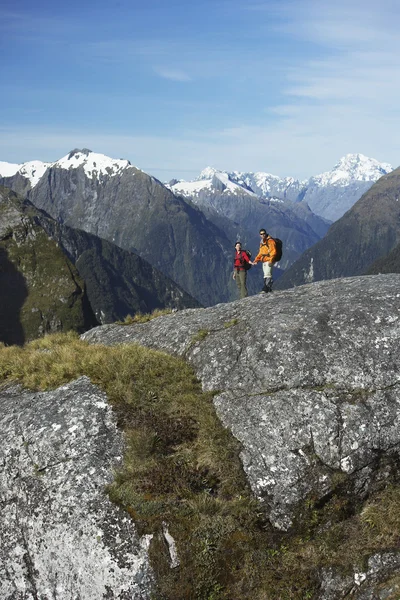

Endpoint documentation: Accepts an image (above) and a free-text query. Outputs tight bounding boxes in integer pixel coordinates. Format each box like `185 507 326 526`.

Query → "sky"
1 0 400 181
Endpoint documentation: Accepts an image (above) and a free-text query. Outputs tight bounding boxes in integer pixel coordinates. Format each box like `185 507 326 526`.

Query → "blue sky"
1 0 400 180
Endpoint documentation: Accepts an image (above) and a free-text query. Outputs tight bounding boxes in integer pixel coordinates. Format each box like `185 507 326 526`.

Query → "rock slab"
0 377 152 599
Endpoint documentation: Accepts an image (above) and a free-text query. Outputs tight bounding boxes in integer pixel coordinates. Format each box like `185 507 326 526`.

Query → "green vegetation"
118 308 173 325
0 333 399 599
224 318 239 328
0 203 90 343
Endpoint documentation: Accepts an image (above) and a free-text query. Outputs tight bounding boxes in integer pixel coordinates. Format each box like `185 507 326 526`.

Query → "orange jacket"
254 238 277 263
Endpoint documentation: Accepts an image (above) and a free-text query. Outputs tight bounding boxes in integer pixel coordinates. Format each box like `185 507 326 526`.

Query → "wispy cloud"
153 67 192 82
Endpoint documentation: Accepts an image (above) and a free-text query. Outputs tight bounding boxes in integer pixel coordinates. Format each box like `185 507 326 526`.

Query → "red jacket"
234 250 250 271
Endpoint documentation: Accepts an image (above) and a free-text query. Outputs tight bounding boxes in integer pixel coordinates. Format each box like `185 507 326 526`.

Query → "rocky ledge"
83 274 400 532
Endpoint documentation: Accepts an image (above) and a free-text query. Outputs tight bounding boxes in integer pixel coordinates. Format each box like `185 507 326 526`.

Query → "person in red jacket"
251 229 277 293
233 241 251 298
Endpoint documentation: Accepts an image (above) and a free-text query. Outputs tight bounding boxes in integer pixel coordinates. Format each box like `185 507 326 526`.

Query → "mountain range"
0 149 394 310
0 148 335 304
169 169 331 271
170 154 392 222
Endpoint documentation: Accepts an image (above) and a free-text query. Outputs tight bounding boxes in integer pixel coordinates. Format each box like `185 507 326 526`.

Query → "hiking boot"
265 277 273 293
260 277 273 293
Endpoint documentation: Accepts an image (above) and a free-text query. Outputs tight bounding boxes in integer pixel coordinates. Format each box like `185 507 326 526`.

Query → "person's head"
235 241 242 251
259 229 269 239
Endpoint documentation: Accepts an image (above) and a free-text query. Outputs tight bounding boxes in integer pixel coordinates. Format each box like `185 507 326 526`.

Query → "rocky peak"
196 166 220 181
311 153 393 186
67 147 93 159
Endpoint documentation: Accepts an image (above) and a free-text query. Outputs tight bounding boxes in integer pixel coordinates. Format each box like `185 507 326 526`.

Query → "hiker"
251 229 277 293
233 241 250 298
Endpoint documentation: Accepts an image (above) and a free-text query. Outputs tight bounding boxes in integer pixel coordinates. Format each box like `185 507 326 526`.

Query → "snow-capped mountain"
302 154 393 221
169 166 305 203
169 167 258 198
169 154 393 222
310 154 392 187
0 149 239 308
0 149 135 189
229 171 306 203
169 166 332 270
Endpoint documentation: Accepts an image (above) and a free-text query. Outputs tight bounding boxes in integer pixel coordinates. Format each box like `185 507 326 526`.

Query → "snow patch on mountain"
55 149 132 179
170 168 258 197
0 161 19 177
0 160 51 187
0 149 135 189
197 167 220 181
19 161 52 186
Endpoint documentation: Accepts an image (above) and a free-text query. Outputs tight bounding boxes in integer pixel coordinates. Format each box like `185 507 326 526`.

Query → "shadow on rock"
0 247 28 345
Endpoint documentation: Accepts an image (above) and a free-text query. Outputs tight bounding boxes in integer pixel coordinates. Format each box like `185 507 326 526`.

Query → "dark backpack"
242 250 252 270
272 238 283 263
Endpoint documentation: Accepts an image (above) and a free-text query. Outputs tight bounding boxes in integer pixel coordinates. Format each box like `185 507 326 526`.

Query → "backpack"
272 238 283 263
242 250 252 270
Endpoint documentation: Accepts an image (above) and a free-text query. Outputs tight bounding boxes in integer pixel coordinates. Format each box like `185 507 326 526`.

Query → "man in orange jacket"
251 229 277 293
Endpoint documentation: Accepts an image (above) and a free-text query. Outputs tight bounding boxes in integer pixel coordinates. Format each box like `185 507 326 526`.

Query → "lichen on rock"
0 377 153 599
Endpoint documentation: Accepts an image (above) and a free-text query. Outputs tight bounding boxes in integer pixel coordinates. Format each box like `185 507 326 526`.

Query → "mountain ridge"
169 153 393 221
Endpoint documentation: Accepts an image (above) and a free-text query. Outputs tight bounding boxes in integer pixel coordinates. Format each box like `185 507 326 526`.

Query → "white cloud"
153 67 192 82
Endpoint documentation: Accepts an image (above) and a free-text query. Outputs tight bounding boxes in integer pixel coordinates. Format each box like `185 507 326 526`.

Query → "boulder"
0 377 153 599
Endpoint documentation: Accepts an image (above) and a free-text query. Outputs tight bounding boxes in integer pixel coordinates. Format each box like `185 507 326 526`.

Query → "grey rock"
319 552 400 600
0 377 153 599
83 274 400 531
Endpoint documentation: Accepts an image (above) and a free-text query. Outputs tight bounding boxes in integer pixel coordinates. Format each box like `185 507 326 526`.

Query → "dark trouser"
235 269 248 298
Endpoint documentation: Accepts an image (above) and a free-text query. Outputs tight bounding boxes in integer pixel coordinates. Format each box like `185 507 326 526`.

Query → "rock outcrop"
83 274 400 530
0 377 153 599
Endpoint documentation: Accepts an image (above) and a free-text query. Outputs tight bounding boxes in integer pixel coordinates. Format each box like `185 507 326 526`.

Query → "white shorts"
262 262 273 278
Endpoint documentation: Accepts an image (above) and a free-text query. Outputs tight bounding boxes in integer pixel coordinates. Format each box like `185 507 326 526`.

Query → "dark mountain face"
365 242 400 275
275 167 400 290
23 164 236 307
0 187 200 343
37 215 201 323
0 187 97 344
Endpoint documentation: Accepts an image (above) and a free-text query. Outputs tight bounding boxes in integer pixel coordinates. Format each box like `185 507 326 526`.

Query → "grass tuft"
118 308 173 325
